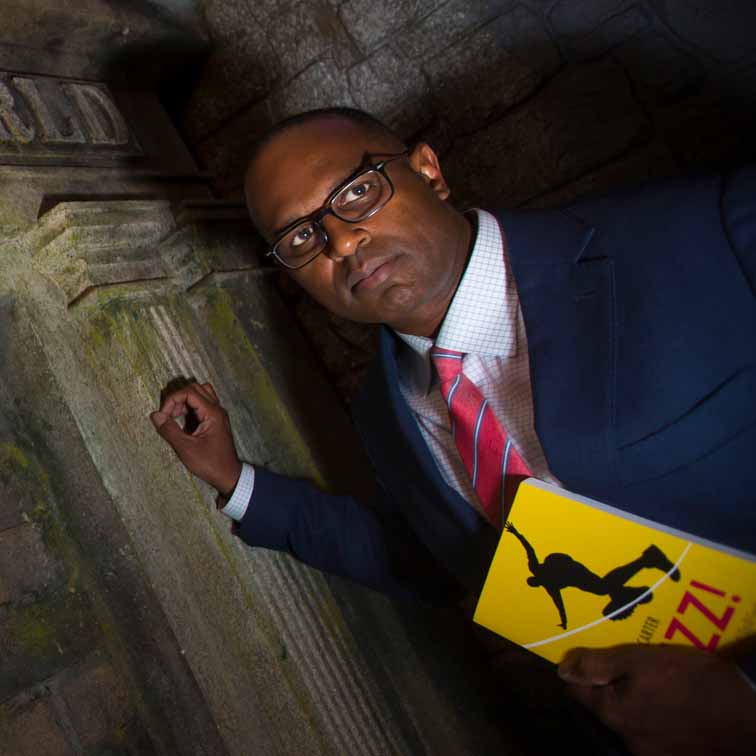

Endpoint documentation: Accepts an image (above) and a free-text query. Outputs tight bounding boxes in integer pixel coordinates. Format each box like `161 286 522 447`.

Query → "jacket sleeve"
234 467 463 605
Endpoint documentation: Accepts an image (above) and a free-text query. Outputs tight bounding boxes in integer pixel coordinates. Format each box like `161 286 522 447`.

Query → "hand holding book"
475 480 756 756
559 644 756 756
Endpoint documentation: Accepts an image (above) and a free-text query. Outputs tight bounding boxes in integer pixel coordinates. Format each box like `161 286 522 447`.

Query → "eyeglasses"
266 151 408 270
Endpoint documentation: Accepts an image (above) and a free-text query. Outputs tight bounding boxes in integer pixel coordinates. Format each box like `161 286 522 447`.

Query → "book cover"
473 479 756 664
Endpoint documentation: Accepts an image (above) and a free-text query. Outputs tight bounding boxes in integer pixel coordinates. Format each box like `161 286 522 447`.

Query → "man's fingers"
157 396 188 419
151 411 193 452
194 382 215 403
559 646 635 686
202 382 219 402
159 385 214 420
564 681 623 730
150 410 170 430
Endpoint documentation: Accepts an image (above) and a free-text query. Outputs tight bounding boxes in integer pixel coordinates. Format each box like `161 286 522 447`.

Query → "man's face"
245 117 471 335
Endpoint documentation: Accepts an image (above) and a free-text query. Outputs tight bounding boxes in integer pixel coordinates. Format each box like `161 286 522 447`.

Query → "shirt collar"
394 208 520 395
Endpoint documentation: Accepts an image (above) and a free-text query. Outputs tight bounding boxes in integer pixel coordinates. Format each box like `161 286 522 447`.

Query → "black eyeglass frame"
265 150 409 270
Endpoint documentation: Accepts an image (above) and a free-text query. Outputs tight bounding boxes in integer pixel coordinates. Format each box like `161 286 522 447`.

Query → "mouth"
347 255 399 293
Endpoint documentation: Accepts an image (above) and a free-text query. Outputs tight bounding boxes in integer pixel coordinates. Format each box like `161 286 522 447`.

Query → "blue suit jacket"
239 166 756 603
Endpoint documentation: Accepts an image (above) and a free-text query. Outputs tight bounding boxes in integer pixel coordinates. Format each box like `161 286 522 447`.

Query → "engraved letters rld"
0 72 141 162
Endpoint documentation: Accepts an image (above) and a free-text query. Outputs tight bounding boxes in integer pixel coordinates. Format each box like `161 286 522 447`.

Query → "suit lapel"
497 208 617 496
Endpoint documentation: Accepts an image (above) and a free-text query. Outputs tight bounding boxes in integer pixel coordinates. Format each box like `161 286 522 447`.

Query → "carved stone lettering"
0 80 35 144
0 71 142 164
12 77 87 145
62 83 131 146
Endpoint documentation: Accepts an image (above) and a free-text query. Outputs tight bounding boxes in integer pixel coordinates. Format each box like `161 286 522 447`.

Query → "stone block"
195 50 358 194
441 59 651 208
485 4 562 75
655 0 756 64
229 0 289 25
423 13 544 132
0 495 24 532
59 662 132 751
615 31 704 103
0 525 63 606
0 1 208 83
181 18 278 143
28 201 176 306
347 45 431 136
549 0 628 39
27 198 257 301
521 141 679 209
272 55 355 121
0 467 38 533
338 0 442 55
268 1 359 77
565 4 651 60
0 697 74 756
203 0 266 40
195 99 275 195
0 592 102 701
395 0 508 60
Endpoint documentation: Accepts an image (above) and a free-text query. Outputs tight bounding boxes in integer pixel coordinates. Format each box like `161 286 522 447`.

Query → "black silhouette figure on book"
504 521 681 629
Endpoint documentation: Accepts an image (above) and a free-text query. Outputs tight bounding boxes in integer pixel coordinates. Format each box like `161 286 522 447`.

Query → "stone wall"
180 0 756 400
2 8 530 751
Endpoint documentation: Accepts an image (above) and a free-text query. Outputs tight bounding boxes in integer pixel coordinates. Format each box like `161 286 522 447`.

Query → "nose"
321 214 371 261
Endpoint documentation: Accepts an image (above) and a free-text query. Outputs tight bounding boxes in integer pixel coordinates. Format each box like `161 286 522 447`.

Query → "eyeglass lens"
275 169 392 267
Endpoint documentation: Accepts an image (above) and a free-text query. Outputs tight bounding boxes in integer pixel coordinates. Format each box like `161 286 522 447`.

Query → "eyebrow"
271 153 373 237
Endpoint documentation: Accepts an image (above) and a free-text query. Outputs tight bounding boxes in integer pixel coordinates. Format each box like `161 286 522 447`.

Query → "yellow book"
474 479 756 664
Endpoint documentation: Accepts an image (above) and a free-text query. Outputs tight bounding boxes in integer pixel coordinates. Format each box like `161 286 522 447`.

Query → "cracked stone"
423 11 549 132
565 4 652 60
655 0 756 64
550 0 628 38
395 0 508 60
522 141 679 209
59 662 132 751
0 697 73 756
338 0 442 55
485 4 562 75
268 1 359 79
347 45 430 135
182 22 278 143
0 525 64 606
195 100 274 195
272 55 355 120
442 59 651 209
616 30 705 103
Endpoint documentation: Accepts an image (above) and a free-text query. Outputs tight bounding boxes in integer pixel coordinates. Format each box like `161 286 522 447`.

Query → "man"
151 108 756 755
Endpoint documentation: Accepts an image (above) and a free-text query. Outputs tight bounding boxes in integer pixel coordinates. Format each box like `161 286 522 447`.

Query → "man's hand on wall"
558 644 756 756
151 382 242 497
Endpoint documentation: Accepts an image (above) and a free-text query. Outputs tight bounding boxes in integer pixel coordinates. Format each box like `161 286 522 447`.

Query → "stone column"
0 20 537 752
3 187 517 754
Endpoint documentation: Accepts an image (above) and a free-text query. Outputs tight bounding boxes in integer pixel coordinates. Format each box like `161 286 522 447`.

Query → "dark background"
176 0 756 401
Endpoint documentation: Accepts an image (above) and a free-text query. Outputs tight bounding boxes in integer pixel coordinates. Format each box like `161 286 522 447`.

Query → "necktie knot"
430 346 465 385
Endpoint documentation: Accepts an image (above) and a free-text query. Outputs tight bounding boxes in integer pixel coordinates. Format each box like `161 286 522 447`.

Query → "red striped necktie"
431 346 531 529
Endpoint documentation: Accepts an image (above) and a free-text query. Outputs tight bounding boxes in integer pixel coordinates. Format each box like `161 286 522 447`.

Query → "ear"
408 142 451 201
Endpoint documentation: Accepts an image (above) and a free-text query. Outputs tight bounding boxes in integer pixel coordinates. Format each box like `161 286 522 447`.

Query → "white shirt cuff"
219 463 255 521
